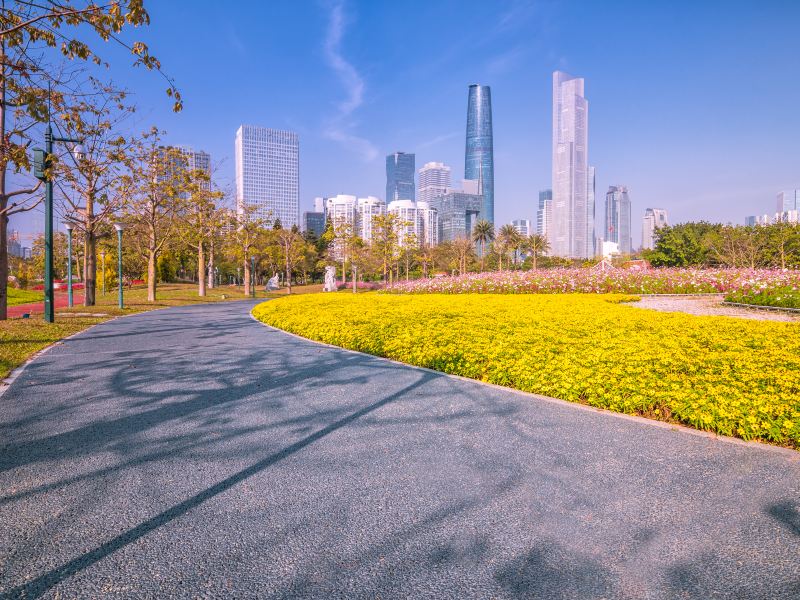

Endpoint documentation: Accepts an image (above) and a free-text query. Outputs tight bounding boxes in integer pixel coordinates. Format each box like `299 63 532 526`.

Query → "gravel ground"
633 295 800 321
1 301 798 599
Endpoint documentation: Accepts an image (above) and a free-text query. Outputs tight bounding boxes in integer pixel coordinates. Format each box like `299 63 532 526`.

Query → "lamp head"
72 144 86 161
64 221 74 232
113 222 125 232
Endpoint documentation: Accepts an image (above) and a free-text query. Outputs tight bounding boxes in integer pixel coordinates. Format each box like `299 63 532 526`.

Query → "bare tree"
56 78 134 305
122 129 186 302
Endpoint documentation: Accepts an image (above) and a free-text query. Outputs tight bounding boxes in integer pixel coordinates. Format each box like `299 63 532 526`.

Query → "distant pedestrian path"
0 301 797 598
8 292 85 318
634 295 800 321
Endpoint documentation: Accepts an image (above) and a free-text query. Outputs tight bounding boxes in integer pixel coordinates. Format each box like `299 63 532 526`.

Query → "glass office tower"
605 185 632 254
235 125 299 228
386 152 416 202
465 84 494 224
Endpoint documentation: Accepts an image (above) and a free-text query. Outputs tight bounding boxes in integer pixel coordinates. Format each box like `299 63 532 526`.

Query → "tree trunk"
207 240 215 289
83 230 96 306
243 256 251 296
0 214 7 320
147 249 157 302
197 242 206 297
285 254 292 294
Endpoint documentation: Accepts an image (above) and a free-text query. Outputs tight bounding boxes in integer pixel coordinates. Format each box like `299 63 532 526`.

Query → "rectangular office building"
235 125 299 228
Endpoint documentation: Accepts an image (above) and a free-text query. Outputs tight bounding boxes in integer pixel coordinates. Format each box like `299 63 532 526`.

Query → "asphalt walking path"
1 300 798 599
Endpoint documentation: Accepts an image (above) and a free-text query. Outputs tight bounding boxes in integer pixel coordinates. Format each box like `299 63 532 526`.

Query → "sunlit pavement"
1 300 798 599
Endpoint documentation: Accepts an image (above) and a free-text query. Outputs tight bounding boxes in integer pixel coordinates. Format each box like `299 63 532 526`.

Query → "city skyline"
8 1 800 248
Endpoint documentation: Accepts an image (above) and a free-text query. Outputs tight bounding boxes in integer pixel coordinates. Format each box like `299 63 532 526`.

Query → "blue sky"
11 0 800 245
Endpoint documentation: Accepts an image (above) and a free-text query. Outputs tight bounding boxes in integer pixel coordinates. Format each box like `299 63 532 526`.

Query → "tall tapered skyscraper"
551 71 592 258
465 84 494 224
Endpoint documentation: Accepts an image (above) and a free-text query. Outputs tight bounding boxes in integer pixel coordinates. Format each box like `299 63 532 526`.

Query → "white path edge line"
248 306 799 459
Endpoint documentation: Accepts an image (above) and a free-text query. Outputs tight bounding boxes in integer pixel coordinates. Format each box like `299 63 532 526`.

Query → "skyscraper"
235 125 299 228
777 190 800 213
605 185 632 254
537 189 552 238
465 84 494 224
302 211 325 237
430 188 482 243
511 219 531 237
642 208 668 250
357 196 385 242
386 152 415 201
418 162 451 204
551 71 592 258
387 200 438 248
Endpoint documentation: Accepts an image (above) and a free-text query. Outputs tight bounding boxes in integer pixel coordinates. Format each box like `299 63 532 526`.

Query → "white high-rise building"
417 201 439 247
178 147 211 186
325 195 358 232
388 199 421 248
418 162 451 204
551 71 593 258
313 197 326 213
512 219 531 237
537 189 552 238
777 190 800 213
325 194 357 260
387 199 438 248
642 208 668 250
357 196 385 242
235 125 299 228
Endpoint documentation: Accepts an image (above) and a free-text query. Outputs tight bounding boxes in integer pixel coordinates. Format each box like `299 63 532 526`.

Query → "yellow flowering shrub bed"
252 294 800 447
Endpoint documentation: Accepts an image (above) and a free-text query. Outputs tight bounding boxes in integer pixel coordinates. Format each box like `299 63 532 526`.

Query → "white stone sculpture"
266 273 280 291
323 266 337 292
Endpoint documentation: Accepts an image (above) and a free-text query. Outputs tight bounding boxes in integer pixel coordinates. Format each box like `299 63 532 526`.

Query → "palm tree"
525 233 550 270
496 224 520 271
471 219 495 272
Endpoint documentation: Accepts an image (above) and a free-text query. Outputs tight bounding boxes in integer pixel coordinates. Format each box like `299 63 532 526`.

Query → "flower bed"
385 268 800 296
253 293 800 447
725 286 800 310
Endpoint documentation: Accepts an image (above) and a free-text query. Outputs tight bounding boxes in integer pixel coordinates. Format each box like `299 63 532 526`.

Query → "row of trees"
644 222 800 269
0 0 182 319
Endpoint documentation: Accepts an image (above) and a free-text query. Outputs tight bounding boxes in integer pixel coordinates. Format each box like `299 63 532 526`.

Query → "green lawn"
8 288 43 306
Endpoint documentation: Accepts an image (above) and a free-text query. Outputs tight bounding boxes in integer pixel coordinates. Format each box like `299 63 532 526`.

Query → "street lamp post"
64 221 74 307
114 223 125 309
33 125 83 323
100 250 106 295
